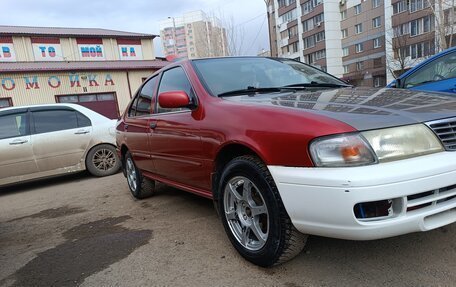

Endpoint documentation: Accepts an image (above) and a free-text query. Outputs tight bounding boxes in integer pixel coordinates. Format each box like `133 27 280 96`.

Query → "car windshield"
192 57 347 96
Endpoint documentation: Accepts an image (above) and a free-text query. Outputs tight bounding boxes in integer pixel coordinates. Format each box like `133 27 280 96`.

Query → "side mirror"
158 91 193 109
389 80 397 88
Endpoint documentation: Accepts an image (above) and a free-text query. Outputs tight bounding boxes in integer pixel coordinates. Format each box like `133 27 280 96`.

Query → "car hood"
224 87 456 131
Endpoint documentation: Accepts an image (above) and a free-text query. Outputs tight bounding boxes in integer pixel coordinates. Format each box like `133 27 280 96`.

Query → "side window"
129 77 157 117
33 110 78 134
76 111 91 127
0 112 28 140
404 51 456 88
157 67 194 114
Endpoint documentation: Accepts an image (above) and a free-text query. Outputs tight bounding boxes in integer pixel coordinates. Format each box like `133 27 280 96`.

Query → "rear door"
0 109 38 184
30 107 92 172
122 76 158 173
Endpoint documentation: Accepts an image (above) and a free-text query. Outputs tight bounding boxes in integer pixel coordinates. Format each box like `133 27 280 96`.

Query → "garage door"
57 93 119 119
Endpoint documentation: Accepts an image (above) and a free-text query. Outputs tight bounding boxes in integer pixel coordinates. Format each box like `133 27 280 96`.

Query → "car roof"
0 103 110 122
397 46 456 80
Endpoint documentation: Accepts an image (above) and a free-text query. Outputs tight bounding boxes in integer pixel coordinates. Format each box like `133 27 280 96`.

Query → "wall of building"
0 69 156 114
1 35 155 63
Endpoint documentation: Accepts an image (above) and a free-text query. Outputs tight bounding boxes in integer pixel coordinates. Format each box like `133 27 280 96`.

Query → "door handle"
74 129 90 135
150 121 157 129
9 139 28 145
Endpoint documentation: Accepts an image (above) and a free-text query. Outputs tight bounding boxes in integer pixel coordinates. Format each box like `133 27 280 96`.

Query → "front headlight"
309 133 377 167
361 124 443 162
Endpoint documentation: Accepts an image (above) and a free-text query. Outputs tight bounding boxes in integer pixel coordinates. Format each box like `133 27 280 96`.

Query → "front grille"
407 184 456 212
426 117 456 151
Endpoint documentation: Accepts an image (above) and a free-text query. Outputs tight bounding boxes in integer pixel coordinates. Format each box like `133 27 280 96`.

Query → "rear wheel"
124 151 155 199
86 144 120 177
218 155 307 267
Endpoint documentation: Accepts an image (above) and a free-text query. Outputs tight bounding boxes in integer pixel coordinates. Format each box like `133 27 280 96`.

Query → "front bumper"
268 152 456 240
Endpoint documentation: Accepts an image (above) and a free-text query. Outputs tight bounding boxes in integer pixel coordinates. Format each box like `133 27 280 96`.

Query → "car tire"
86 144 121 177
218 155 307 267
124 151 155 199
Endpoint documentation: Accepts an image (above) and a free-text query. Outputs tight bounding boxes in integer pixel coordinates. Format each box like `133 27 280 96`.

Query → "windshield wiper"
284 81 351 88
218 86 301 97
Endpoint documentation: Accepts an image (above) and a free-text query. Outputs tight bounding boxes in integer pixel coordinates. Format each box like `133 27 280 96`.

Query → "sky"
0 0 270 57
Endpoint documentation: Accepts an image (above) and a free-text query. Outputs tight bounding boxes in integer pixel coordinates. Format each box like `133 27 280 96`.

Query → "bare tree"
385 30 419 79
426 0 456 51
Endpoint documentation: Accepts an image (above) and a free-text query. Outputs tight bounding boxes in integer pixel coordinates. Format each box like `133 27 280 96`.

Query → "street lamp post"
168 16 177 55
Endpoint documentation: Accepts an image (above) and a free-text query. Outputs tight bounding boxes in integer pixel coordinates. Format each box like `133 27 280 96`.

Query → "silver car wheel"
92 148 117 171
126 157 137 191
223 176 269 251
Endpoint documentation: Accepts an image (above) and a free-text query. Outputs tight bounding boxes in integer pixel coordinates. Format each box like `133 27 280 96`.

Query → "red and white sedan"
116 57 456 267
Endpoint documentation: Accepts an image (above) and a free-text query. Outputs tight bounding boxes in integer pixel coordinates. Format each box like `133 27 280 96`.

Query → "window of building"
302 13 324 32
0 98 12 108
279 0 296 8
355 43 364 53
0 112 28 140
301 0 322 15
410 15 432 36
342 47 349 56
372 16 382 28
372 0 381 8
341 10 347 20
410 0 428 13
303 31 325 49
409 41 434 59
373 76 385 87
281 9 297 23
373 37 382 48
157 67 194 113
341 28 348 38
343 65 350 74
303 49 326 64
393 0 408 14
356 61 364 71
355 23 363 34
288 25 299 38
354 4 362 15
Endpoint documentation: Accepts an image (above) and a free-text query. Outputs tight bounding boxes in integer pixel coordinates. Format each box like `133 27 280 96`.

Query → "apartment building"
266 0 455 87
0 25 168 117
159 10 228 59
340 0 386 87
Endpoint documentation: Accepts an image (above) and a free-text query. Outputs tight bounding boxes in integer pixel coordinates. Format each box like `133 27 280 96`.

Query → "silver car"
0 103 120 187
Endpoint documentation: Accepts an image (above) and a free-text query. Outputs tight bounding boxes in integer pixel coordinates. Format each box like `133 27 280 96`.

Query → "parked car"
117 57 456 267
388 46 456 93
0 103 120 187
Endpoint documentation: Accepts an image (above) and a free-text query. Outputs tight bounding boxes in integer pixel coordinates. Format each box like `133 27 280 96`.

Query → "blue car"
388 46 456 94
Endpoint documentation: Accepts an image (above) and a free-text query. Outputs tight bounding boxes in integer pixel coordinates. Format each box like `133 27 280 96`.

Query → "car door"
30 107 92 173
149 66 206 189
0 109 38 185
122 76 158 173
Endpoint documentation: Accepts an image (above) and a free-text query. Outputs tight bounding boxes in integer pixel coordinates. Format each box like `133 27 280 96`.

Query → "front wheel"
124 151 155 199
218 155 307 267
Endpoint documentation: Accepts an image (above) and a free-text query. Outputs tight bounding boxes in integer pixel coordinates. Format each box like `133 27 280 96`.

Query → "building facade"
0 26 168 118
159 10 228 59
266 0 456 87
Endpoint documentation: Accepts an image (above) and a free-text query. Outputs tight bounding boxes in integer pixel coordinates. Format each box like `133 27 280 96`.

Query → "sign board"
78 44 105 61
118 45 143 60
32 43 64 61
0 44 17 62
